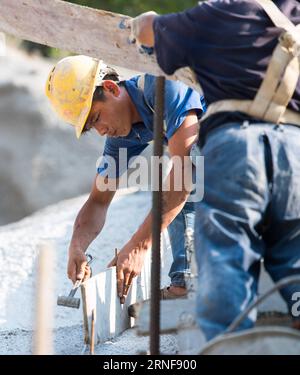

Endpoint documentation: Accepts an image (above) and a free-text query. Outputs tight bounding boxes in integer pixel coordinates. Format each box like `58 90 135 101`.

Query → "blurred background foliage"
70 0 198 16
21 0 199 57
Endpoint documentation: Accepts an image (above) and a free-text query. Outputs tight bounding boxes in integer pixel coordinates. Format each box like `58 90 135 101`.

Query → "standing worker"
129 0 300 339
45 56 205 301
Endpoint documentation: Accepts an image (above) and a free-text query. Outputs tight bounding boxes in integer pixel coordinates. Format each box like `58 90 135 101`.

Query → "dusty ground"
0 190 177 354
0 326 177 355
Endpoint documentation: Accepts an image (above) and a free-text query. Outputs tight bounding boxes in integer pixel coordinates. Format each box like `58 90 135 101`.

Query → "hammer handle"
69 279 82 298
68 253 94 298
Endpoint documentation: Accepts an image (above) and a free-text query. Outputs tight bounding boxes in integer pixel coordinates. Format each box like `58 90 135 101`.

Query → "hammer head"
128 302 141 319
57 295 80 309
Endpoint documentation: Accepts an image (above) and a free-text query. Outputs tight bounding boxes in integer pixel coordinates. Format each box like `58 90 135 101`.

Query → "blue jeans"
167 201 195 287
195 122 300 340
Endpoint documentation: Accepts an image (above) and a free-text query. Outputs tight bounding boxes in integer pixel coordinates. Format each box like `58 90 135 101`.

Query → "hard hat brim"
75 61 102 139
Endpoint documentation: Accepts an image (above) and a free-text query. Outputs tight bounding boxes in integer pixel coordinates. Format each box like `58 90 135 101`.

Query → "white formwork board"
81 251 152 344
80 232 172 344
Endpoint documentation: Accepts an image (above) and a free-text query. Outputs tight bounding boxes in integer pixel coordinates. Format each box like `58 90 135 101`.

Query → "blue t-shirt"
153 0 300 143
97 74 205 178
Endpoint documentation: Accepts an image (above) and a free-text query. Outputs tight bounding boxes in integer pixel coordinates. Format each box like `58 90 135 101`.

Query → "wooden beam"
0 0 200 91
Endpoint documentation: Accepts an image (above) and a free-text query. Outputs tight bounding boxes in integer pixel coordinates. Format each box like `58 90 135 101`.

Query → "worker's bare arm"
112 111 199 297
67 175 118 283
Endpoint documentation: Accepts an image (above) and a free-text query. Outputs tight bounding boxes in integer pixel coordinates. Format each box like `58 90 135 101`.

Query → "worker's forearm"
69 198 108 254
131 162 192 248
131 189 190 251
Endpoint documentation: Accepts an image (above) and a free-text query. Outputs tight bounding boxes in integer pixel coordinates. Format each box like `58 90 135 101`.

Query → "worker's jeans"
195 122 300 341
167 201 195 287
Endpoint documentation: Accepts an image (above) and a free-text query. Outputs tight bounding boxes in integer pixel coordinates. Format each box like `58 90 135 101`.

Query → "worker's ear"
102 80 120 96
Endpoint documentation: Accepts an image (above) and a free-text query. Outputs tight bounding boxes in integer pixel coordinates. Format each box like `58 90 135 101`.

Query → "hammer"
57 253 93 309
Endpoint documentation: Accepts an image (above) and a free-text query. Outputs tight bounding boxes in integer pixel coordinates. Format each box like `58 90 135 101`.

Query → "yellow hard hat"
45 55 108 138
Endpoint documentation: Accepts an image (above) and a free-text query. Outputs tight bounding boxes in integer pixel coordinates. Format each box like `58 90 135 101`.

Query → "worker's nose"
94 124 108 136
98 129 107 136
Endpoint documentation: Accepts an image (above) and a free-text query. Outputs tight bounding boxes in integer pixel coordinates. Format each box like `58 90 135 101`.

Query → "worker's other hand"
67 250 91 284
107 241 148 303
123 11 157 48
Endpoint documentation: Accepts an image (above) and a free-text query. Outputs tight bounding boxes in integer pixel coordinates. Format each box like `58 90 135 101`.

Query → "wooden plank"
33 243 55 355
0 0 200 91
81 284 90 344
137 298 196 336
81 250 151 344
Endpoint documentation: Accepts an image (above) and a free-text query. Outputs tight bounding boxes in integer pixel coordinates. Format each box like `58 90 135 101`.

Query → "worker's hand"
107 241 148 303
67 250 91 284
123 11 157 48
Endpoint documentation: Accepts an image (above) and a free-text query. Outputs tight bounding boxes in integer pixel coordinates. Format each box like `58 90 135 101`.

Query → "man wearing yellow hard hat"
46 55 205 302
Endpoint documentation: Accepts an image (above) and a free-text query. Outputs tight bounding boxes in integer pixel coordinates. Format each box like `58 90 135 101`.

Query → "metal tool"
57 253 93 309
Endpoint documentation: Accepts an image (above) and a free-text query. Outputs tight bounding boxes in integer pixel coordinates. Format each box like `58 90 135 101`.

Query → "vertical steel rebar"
150 76 165 355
